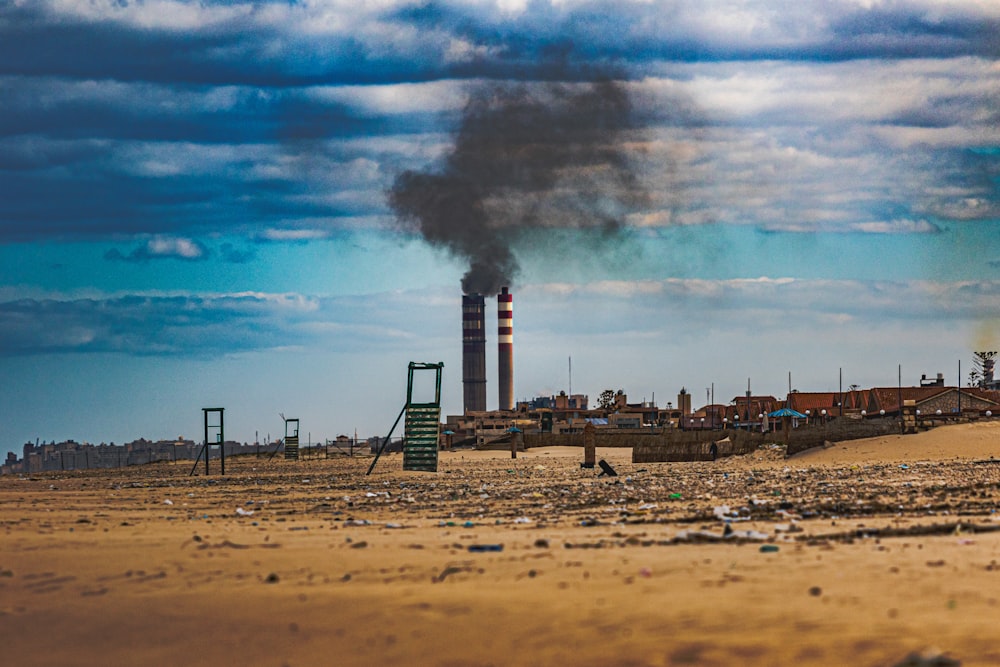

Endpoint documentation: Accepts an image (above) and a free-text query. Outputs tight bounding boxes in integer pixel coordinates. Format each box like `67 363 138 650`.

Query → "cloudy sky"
2 0 999 456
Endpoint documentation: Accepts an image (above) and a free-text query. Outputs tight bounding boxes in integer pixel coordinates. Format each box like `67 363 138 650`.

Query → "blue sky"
2 1 999 457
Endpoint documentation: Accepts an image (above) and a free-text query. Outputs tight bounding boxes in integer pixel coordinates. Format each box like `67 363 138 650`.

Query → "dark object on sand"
598 460 618 477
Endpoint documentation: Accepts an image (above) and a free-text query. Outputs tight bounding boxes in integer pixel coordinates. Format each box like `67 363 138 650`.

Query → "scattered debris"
598 460 618 477
892 648 961 667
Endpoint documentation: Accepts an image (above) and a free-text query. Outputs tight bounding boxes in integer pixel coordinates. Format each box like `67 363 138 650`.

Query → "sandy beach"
3 422 1000 666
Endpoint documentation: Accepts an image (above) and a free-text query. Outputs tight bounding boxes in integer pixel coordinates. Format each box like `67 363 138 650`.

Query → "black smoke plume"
389 77 648 295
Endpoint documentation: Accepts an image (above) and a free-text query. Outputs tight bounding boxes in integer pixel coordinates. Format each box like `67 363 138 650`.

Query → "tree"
598 389 617 411
970 351 998 388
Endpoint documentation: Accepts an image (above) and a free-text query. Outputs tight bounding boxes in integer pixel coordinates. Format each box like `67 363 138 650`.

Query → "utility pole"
898 364 903 433
745 377 751 423
839 367 843 417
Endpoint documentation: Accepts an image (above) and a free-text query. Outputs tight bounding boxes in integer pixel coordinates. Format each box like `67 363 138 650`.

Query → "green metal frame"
406 362 444 407
191 407 224 476
367 362 444 475
402 362 444 472
284 418 300 460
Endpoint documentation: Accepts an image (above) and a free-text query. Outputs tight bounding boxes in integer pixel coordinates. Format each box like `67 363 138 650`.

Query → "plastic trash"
344 519 371 526
468 544 503 552
727 529 770 541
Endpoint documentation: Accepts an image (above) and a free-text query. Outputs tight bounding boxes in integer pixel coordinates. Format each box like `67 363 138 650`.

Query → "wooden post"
583 422 596 469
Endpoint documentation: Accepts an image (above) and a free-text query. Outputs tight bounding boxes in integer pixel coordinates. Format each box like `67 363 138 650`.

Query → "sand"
2 422 1000 666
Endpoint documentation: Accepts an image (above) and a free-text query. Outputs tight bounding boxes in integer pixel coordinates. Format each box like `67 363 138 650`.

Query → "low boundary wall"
523 429 762 462
633 431 762 462
517 416 906 461
783 417 901 455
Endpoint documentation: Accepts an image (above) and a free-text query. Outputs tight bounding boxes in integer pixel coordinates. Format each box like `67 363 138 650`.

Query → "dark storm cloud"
4 2 998 89
0 2 443 87
0 166 237 240
0 291 428 357
1 0 997 248
0 50 438 241
387 1 1000 69
0 77 398 145
0 294 310 356
0 82 266 145
827 4 1000 60
0 3 303 87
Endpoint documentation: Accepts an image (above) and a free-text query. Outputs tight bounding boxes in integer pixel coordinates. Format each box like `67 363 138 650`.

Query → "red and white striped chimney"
498 286 514 411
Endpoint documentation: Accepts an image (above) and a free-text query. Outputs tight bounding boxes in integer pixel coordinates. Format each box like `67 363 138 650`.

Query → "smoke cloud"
389 76 648 295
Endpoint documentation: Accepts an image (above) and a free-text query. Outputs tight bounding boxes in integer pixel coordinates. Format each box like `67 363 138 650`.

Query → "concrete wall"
523 429 662 450
521 417 906 459
523 428 760 462
784 417 901 455
633 430 762 462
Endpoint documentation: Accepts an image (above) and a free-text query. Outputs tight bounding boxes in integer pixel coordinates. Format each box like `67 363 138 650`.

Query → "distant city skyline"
2 1 999 459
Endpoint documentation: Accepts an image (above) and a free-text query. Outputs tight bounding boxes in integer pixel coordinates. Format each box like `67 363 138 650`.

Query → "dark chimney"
462 293 486 413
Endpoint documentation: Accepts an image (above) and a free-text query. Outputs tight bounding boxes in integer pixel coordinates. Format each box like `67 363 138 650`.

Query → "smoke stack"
462 293 486 413
985 359 995 386
498 286 514 411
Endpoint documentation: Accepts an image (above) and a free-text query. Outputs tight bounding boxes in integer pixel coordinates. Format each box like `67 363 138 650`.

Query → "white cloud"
257 228 331 242
443 38 498 64
46 0 254 31
145 235 205 259
849 219 940 234
309 80 465 116
523 276 1000 322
